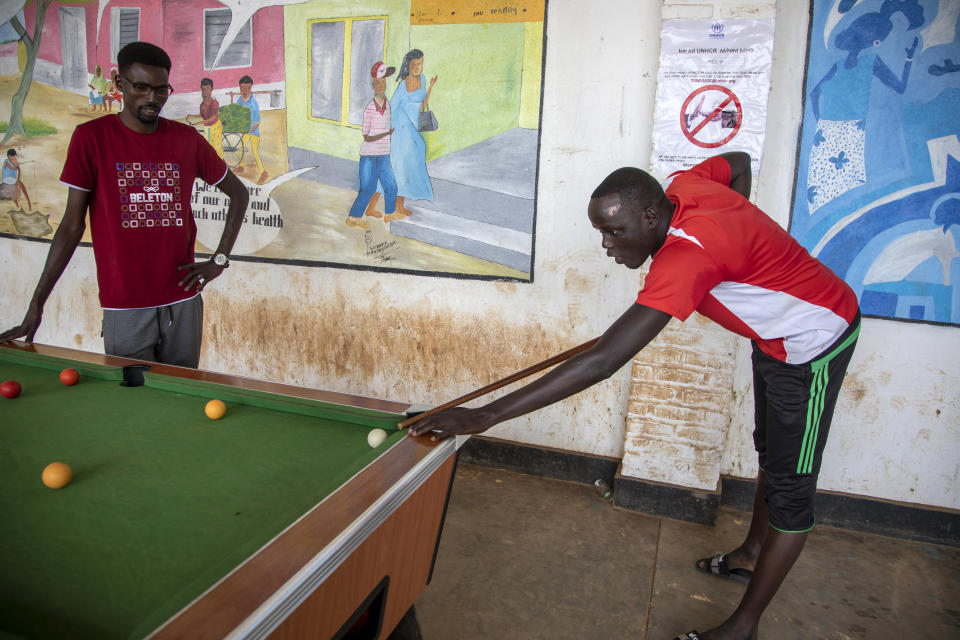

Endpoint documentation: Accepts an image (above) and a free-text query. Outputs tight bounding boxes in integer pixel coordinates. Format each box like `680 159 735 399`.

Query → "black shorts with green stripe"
751 311 861 533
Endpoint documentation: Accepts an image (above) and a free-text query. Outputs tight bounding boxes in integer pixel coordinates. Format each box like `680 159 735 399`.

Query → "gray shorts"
102 295 204 368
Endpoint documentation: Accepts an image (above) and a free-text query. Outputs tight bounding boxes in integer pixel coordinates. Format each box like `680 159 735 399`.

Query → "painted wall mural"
0 0 545 281
791 0 960 325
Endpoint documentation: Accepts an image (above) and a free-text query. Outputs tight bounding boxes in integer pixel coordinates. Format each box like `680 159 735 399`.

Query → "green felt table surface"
0 348 407 639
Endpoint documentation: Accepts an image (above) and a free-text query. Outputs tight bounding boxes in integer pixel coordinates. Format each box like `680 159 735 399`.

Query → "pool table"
0 342 459 640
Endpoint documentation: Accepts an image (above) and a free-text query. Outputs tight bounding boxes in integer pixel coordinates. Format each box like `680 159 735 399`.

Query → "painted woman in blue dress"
388 49 438 216
803 0 924 216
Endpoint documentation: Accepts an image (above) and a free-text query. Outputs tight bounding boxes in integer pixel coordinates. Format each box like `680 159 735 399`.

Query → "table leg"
386 606 422 640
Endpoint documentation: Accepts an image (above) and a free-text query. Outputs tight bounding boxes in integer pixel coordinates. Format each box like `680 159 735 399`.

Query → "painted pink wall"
27 2 159 73
164 0 285 92
89 2 165 74
27 2 61 66
25 1 284 89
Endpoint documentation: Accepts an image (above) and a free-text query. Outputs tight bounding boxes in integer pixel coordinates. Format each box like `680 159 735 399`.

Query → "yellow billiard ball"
42 462 72 489
205 399 227 420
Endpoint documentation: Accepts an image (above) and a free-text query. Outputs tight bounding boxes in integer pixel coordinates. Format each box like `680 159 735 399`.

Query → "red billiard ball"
60 368 79 386
1 380 21 399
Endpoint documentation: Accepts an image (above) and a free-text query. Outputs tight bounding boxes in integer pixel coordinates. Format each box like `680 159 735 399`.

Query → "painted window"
110 7 140 62
309 17 386 126
204 8 253 70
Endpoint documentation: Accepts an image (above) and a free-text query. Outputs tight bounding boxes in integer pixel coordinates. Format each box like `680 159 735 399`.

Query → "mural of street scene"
791 0 960 325
0 0 545 281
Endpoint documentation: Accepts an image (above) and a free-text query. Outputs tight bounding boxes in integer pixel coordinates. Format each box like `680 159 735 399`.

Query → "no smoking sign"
680 84 742 149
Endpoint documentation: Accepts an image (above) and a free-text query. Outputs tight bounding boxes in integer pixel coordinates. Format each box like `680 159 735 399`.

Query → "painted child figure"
346 61 400 230
2 149 32 211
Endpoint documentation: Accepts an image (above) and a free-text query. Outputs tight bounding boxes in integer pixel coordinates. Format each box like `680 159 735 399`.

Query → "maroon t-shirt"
60 115 227 309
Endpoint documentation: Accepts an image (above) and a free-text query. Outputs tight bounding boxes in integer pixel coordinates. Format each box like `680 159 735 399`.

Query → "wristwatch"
212 253 230 268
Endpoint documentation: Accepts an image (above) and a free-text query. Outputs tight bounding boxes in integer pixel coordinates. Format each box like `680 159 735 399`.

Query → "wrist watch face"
213 253 229 267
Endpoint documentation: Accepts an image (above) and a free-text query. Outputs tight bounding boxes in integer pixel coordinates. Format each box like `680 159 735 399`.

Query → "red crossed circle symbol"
679 84 743 149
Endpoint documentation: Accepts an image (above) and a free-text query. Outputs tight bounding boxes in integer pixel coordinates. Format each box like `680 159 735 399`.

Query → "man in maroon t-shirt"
1 42 248 368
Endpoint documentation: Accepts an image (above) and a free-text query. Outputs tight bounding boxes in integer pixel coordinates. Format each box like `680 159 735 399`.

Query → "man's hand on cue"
407 407 493 441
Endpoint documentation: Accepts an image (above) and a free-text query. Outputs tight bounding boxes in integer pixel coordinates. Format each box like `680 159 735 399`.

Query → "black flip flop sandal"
695 552 753 584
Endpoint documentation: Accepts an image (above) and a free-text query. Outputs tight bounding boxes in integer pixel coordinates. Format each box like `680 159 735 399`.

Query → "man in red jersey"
410 152 860 640
1 42 248 368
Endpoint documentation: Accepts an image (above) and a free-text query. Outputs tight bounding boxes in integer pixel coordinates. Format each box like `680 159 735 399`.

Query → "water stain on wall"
201 288 569 404
495 281 517 296
563 268 593 328
843 372 867 404
39 275 103 351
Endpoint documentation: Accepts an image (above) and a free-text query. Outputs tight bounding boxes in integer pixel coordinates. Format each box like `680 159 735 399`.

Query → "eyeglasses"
119 75 174 97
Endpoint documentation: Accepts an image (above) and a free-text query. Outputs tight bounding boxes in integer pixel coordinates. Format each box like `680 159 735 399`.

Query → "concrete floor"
415 463 960 640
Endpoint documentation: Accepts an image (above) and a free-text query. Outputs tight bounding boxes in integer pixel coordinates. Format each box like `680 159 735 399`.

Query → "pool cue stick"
398 336 600 429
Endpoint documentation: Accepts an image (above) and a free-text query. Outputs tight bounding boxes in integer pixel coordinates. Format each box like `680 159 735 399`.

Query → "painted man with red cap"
346 61 401 229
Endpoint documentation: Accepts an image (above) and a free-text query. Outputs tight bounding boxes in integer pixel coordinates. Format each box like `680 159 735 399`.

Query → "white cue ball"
367 428 388 448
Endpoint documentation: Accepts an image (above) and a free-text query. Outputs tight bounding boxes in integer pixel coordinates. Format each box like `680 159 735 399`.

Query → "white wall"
1 0 957 512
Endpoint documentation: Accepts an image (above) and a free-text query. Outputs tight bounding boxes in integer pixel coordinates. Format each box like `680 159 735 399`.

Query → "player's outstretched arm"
408 303 672 440
0 188 89 343
719 151 752 200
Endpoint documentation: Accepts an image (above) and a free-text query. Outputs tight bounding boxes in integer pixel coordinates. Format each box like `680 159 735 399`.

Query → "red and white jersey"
60 115 227 309
636 156 859 364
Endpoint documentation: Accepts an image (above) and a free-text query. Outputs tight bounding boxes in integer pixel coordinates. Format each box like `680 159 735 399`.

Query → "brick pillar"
621 314 740 491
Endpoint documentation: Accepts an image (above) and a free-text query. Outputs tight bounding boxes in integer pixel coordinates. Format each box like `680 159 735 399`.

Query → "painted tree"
3 0 54 144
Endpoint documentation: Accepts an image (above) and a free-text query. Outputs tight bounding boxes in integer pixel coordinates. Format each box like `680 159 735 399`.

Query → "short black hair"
591 167 663 205
117 41 171 74
201 77 213 88
239 75 253 85
6 149 16 157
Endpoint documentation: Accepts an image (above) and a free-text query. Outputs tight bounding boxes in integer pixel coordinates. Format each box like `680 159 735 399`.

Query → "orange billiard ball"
205 399 227 420
60 368 79 386
42 462 72 489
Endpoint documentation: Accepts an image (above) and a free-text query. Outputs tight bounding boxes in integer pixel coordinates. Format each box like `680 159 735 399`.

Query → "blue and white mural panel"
791 0 960 325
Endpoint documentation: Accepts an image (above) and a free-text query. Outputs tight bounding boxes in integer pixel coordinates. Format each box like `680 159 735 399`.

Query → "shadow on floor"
415 464 960 640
